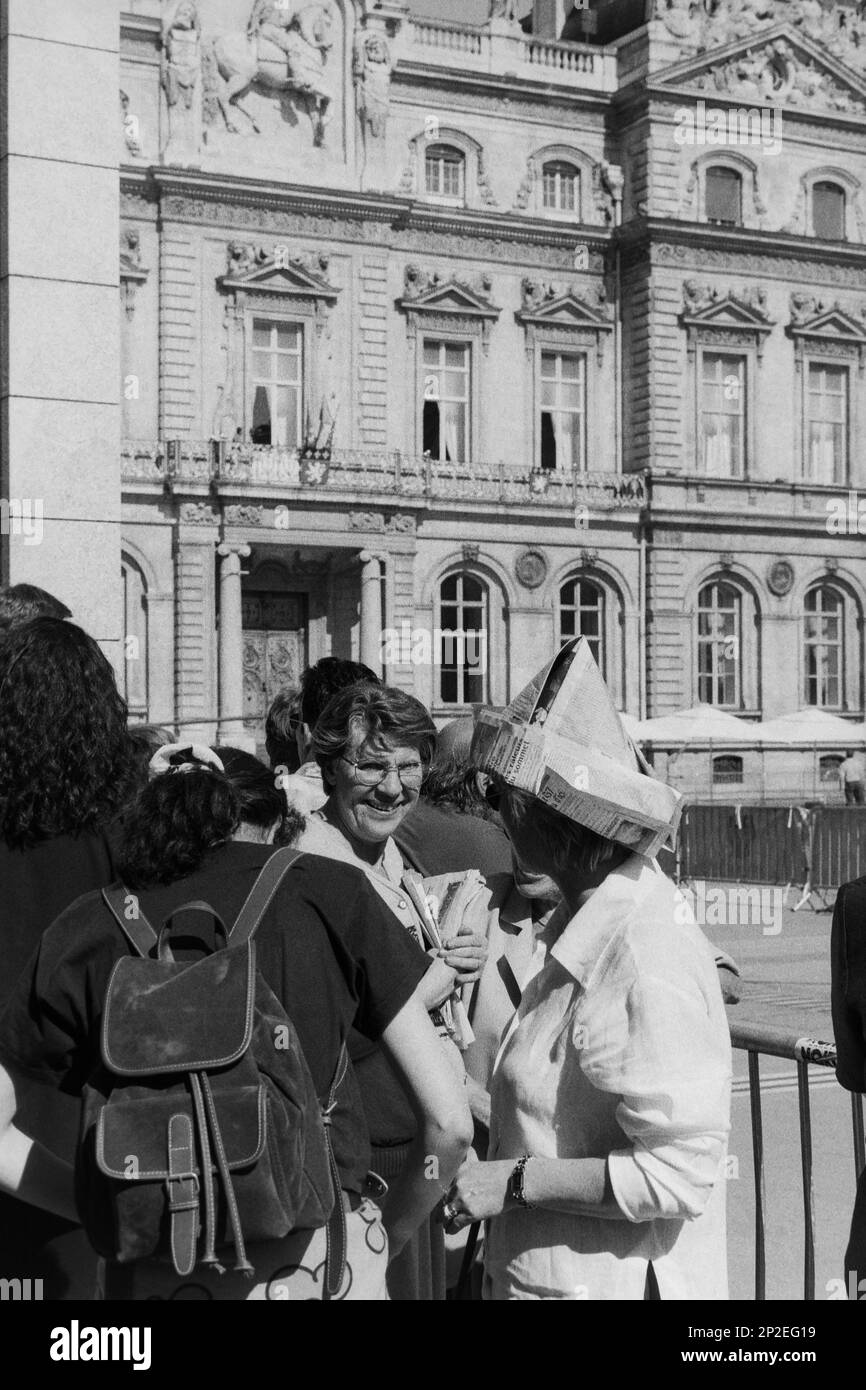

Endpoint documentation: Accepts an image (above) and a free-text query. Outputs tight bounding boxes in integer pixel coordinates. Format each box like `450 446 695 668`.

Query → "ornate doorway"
241 580 308 732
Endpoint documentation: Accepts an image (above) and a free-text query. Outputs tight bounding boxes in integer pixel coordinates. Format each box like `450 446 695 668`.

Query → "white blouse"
484 855 732 1301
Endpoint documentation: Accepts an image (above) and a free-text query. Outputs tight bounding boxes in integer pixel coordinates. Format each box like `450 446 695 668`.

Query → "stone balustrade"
405 16 616 92
121 439 647 510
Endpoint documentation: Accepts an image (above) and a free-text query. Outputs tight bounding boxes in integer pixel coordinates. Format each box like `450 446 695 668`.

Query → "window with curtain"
804 586 843 708
539 351 586 472
806 363 848 485
422 340 470 461
700 352 746 477
712 755 743 785
439 572 488 704
425 145 465 200
559 577 605 675
249 318 303 447
121 557 148 719
705 166 742 226
812 181 846 240
541 161 580 213
697 581 741 707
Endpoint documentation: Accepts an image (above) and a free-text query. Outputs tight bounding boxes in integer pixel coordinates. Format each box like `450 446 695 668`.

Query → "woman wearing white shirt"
441 640 732 1300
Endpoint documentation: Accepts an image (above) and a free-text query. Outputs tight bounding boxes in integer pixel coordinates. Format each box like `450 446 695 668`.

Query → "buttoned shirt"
484 854 731 1301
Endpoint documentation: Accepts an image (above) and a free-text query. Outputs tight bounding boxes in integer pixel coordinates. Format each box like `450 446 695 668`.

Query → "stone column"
217 542 251 745
359 549 384 676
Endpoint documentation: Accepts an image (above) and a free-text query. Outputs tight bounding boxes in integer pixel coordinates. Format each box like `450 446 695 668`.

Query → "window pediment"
219 241 339 307
787 294 866 363
680 281 774 359
399 265 500 321
517 279 613 333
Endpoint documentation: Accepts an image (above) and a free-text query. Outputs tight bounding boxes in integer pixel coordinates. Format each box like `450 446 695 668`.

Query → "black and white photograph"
1 0 865 1353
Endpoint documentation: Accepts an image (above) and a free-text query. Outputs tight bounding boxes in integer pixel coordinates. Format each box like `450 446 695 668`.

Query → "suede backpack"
77 847 348 1295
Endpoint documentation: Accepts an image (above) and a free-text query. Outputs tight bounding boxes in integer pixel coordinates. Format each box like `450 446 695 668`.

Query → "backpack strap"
229 847 305 946
322 1043 349 1301
101 885 159 959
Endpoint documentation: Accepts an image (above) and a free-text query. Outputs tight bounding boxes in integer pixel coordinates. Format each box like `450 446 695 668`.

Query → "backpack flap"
101 943 256 1075
95 1084 268 1179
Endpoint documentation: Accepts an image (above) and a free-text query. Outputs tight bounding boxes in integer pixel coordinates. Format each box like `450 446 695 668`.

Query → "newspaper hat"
471 637 682 859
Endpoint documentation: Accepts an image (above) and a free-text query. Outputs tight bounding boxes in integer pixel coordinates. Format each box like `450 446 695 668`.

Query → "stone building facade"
3 0 866 786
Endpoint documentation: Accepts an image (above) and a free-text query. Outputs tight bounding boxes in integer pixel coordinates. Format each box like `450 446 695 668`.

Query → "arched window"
804 585 844 708
697 582 741 707
541 160 580 213
812 181 846 241
712 754 743 786
121 556 149 719
559 577 605 675
425 144 465 201
705 166 742 226
439 572 488 705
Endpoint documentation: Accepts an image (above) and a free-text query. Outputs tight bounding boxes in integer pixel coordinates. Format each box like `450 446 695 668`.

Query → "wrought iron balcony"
121 439 647 511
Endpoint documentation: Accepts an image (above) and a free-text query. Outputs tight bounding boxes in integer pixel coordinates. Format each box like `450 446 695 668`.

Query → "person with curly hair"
0 749 471 1299
0 617 139 1298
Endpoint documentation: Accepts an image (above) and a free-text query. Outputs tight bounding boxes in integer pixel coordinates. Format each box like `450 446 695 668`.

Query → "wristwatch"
507 1154 534 1210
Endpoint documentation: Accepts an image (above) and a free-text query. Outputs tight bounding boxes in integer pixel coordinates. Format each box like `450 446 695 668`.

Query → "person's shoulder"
835 877 866 919
276 848 377 903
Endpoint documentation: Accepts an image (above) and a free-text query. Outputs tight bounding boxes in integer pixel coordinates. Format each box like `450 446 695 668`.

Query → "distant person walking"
840 750 865 805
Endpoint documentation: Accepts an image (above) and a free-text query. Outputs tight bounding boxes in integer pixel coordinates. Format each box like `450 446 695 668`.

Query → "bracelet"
508 1153 534 1210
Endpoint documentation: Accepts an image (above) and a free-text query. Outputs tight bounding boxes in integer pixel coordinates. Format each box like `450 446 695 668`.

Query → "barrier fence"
731 1022 865 1300
675 804 866 904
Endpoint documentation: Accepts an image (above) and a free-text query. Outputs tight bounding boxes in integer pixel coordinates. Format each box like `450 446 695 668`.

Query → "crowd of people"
0 579 859 1301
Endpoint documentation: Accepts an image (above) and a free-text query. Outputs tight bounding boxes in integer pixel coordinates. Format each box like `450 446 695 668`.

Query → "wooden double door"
242 591 308 729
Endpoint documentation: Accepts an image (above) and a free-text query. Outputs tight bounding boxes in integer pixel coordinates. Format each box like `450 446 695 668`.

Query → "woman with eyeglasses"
293 681 487 1300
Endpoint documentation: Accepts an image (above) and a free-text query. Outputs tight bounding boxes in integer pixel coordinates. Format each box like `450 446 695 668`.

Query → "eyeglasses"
341 755 427 788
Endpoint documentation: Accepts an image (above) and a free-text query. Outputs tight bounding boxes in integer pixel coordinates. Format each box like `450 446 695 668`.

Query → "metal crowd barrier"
731 1022 865 1300
678 805 866 908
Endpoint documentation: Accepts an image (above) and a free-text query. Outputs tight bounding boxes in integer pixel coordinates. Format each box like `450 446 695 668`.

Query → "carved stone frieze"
681 0 866 82
119 228 149 319
347 511 385 532
515 549 548 590
685 37 866 114
385 513 417 534
651 242 866 291
179 501 218 526
224 504 264 526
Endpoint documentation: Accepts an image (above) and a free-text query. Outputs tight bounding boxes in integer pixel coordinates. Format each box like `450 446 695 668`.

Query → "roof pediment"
653 23 866 116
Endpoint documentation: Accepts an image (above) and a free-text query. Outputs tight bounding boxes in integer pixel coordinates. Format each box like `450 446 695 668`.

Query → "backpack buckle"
165 1169 200 1211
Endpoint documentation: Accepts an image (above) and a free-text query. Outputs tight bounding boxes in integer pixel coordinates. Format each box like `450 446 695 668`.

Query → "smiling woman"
293 682 487 1299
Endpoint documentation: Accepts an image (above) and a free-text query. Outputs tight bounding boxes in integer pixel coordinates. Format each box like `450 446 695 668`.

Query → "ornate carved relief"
786 293 866 369
201 0 339 148
161 1 203 165
679 280 775 359
353 30 393 146
179 501 218 526
515 549 548 590
517 279 613 364
119 228 149 319
399 265 501 353
347 511 385 532
224 504 265 526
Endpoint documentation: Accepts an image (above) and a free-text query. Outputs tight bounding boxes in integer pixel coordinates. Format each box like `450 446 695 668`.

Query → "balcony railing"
405 16 616 92
121 439 648 511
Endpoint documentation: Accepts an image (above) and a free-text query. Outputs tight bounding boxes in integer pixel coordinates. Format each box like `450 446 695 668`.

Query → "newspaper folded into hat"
471 637 682 859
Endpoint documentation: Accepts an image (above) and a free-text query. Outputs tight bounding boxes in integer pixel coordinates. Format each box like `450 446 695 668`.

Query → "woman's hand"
441 931 488 986
419 953 458 1011
441 1158 513 1229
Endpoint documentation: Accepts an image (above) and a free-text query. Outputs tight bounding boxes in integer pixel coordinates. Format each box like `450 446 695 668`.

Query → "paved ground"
686 880 859 1301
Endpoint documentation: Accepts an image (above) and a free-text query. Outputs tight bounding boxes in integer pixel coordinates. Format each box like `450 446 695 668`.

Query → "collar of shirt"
548 853 658 985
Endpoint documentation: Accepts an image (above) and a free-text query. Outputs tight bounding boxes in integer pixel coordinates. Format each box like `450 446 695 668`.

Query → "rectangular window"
700 352 745 477
249 319 303 447
422 340 470 462
806 363 848 485
425 147 465 200
705 167 742 226
539 351 586 472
